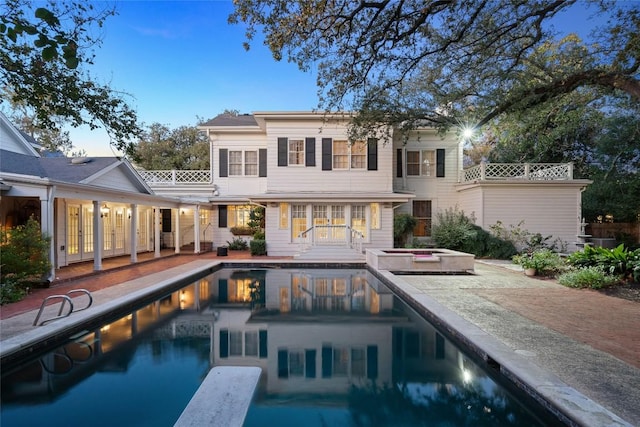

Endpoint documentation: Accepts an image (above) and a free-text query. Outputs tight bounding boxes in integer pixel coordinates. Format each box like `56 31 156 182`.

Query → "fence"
586 223 640 244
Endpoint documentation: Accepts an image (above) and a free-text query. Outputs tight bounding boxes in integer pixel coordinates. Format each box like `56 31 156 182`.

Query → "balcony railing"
462 162 573 182
137 169 211 185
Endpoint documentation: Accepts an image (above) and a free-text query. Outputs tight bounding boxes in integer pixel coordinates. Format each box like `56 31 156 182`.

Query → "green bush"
1 217 51 297
460 225 517 259
512 248 564 276
226 237 249 250
567 244 639 278
557 266 620 289
250 239 267 256
253 230 265 240
432 207 476 251
0 279 28 305
394 213 417 247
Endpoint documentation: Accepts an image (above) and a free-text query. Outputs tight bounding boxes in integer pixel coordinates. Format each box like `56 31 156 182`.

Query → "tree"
132 123 210 170
1 0 141 154
230 0 639 137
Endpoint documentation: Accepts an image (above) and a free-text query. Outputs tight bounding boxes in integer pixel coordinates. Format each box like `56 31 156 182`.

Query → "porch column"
130 204 138 263
93 200 103 271
194 205 201 254
41 186 56 281
174 207 181 254
154 207 161 258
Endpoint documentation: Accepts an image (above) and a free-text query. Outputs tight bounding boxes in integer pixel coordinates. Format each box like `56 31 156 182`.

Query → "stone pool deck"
0 253 638 426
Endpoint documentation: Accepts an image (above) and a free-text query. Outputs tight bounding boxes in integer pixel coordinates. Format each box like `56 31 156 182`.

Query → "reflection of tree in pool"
347 380 542 426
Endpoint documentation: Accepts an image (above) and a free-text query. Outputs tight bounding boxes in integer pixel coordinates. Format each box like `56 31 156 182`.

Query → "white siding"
88 167 142 192
211 133 267 197
477 184 583 251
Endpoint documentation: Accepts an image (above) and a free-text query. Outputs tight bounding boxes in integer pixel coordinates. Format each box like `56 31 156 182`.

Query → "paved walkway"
0 254 638 426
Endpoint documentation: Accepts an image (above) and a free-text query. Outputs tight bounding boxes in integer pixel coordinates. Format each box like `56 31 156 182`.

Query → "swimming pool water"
1 268 555 426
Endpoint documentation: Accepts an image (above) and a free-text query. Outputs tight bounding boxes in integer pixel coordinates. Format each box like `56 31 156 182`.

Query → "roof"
200 114 258 127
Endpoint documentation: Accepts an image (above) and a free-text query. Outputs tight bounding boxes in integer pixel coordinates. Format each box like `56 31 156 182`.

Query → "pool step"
294 245 365 261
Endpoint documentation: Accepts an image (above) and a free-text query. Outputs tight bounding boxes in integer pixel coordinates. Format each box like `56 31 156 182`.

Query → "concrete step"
295 245 365 261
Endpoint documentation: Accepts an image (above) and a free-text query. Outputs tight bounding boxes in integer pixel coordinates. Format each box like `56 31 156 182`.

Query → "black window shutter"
396 149 403 177
436 148 445 177
218 205 227 228
259 330 268 358
218 279 228 303
219 330 229 358
367 138 378 171
277 137 288 166
278 349 289 378
322 138 332 170
259 148 267 177
367 345 378 380
161 209 172 232
322 345 332 377
305 349 317 378
305 137 316 166
219 148 228 177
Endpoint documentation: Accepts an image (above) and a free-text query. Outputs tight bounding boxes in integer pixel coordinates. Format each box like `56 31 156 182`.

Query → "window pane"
333 140 348 169
421 150 435 176
229 331 242 356
413 201 432 237
406 151 420 175
245 151 258 176
333 348 348 376
279 203 289 229
351 348 366 377
351 142 366 169
229 151 242 175
292 204 307 239
289 139 304 165
351 205 366 237
289 351 304 377
371 203 380 229
245 331 258 357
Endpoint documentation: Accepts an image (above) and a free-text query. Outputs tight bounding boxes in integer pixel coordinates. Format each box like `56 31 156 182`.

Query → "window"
292 204 307 239
279 203 289 229
229 150 242 175
413 201 432 237
228 150 257 176
228 204 252 227
244 151 258 176
333 140 349 169
245 331 258 357
199 209 210 226
289 350 305 377
407 150 435 176
371 203 380 229
351 205 366 238
289 139 304 165
351 348 366 378
333 140 366 169
333 347 349 376
229 331 243 356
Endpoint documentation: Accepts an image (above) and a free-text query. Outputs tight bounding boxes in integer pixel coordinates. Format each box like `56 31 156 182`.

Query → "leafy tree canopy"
230 0 639 138
132 122 210 170
1 0 141 155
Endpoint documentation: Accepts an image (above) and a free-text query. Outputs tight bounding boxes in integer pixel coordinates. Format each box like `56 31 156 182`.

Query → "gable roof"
200 114 258 127
0 112 40 157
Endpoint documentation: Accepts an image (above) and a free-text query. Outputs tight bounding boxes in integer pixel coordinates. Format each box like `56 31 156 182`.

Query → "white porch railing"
462 162 573 182
137 169 211 185
298 225 365 253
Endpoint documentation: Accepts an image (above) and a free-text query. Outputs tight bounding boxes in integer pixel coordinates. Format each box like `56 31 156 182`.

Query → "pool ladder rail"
33 289 93 326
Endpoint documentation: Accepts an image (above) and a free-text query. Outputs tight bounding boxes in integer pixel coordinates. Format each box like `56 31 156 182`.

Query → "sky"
61 0 610 157
68 0 320 156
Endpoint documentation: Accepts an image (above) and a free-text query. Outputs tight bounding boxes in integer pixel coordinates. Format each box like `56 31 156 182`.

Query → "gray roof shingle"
200 114 257 127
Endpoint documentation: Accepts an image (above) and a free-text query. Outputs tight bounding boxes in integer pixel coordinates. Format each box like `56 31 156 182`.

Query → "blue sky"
71 0 319 156
69 0 607 156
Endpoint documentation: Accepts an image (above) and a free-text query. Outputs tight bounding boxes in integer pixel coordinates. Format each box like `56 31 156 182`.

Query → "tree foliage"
132 123 210 170
1 0 141 154
230 0 639 137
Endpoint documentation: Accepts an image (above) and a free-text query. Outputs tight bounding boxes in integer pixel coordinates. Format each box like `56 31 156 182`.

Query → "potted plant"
513 249 563 277
513 252 538 276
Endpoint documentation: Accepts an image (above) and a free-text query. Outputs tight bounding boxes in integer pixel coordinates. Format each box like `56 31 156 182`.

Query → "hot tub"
366 248 475 273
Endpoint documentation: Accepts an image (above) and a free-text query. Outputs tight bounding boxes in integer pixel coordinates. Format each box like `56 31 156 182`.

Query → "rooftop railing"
461 162 573 182
137 169 211 185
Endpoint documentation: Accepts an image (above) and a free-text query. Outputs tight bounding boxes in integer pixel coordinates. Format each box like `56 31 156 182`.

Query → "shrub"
0 279 28 305
226 237 248 250
461 225 517 259
230 226 254 236
431 207 476 251
567 244 639 278
557 266 620 289
513 248 564 276
1 217 51 291
250 239 267 256
253 230 265 240
393 213 417 247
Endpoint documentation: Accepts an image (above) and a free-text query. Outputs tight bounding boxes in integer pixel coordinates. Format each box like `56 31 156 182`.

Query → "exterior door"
312 204 346 244
66 204 81 262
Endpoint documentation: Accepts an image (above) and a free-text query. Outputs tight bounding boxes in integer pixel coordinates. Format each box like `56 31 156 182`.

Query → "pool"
1 267 558 426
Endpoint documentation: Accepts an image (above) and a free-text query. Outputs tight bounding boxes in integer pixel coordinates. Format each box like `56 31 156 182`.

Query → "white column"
93 200 103 271
40 186 56 280
175 207 181 254
130 203 138 263
194 205 201 254
154 207 161 258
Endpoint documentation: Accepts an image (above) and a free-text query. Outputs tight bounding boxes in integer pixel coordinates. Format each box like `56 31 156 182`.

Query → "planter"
524 268 537 277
